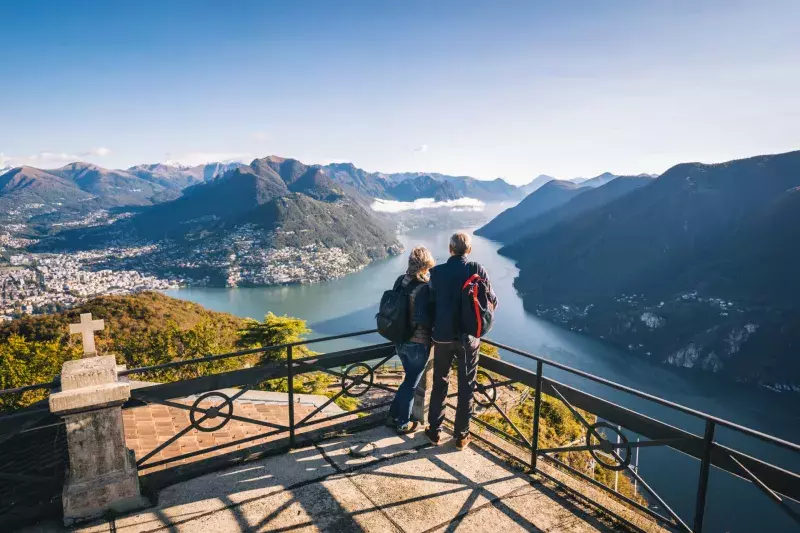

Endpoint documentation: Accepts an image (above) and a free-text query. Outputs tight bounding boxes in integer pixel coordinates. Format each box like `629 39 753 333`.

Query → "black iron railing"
1 330 799 532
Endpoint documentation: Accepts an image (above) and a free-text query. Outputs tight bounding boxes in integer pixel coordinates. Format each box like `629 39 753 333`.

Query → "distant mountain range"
475 180 588 241
127 161 244 190
320 163 524 202
387 175 459 202
0 161 241 223
1 158 529 225
487 175 653 245
520 174 555 195
484 150 800 387
40 156 401 277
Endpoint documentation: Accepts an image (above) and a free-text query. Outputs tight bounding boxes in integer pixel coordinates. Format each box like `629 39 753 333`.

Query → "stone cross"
69 313 105 357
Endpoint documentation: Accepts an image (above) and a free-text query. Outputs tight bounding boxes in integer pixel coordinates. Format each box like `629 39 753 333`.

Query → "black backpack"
459 263 496 338
376 276 416 342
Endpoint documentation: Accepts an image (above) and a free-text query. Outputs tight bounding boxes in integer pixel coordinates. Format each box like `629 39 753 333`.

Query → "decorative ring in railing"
189 392 233 433
586 421 631 472
473 370 497 408
341 363 374 398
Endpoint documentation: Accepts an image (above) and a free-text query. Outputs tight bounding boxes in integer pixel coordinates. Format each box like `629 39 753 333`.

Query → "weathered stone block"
63 407 130 481
63 449 147 525
60 355 118 390
49 382 130 415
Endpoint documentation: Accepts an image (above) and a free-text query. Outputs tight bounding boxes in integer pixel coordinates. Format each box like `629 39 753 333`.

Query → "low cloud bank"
371 197 485 213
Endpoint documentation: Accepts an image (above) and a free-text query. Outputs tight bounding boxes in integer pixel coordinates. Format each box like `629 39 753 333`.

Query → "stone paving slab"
316 424 438 471
340 434 531 532
430 484 612 533
27 425 613 533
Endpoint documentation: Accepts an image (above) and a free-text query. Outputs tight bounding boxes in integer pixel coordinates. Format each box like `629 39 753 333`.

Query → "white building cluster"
0 246 180 320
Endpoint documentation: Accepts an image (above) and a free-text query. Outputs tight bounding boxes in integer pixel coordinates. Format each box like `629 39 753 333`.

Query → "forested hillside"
0 292 344 411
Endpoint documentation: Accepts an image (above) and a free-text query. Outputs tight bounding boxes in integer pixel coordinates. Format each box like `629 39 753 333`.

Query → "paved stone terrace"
28 426 623 533
123 389 347 473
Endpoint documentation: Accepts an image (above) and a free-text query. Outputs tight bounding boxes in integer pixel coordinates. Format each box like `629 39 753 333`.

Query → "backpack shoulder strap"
462 262 481 290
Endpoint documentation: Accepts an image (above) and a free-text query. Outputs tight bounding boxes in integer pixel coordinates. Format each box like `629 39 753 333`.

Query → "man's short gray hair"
449 231 472 256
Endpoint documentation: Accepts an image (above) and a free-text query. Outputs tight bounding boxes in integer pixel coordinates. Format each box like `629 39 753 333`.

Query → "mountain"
569 172 658 189
499 175 653 247
504 150 800 386
0 166 93 211
250 156 340 201
50 162 178 206
41 156 400 284
0 162 182 221
520 174 555 195
575 172 619 188
53 156 348 242
321 162 392 198
321 163 524 202
396 173 521 202
127 161 244 190
387 175 460 202
474 180 585 241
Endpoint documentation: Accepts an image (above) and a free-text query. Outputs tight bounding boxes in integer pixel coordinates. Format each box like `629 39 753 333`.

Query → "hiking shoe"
455 435 471 450
395 421 418 435
425 427 441 445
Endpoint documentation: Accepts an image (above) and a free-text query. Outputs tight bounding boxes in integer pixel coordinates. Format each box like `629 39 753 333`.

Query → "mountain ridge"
503 149 800 386
474 180 586 241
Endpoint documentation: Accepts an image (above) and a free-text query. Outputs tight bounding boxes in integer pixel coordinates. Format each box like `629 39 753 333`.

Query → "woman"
389 246 435 434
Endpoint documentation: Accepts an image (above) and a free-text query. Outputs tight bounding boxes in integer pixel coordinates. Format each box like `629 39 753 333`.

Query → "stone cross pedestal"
412 347 435 425
49 355 147 525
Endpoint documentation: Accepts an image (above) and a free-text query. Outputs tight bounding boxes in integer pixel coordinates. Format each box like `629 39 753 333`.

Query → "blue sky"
1 1 798 183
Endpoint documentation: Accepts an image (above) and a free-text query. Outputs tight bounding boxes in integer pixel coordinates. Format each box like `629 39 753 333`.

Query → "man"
425 231 497 450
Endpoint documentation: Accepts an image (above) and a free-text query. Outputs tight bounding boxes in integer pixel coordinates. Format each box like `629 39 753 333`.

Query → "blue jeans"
389 342 430 426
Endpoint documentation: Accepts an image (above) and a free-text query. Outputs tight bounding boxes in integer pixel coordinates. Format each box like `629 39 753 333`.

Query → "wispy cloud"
87 147 111 157
30 151 81 162
252 131 269 141
2 147 112 168
163 151 253 166
413 144 429 153
371 197 484 213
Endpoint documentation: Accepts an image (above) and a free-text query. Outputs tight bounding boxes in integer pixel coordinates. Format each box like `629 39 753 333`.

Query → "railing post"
693 420 716 532
287 345 296 448
531 360 543 471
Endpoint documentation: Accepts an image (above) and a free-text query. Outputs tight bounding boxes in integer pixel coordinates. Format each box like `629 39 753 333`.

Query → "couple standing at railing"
376 231 498 450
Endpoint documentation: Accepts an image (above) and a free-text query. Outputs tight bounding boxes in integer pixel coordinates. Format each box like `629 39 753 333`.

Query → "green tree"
237 313 359 411
238 312 313 362
0 334 81 410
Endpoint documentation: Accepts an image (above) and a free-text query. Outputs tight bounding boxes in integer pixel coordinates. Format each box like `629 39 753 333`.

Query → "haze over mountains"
476 175 654 243
320 163 523 202
478 150 800 387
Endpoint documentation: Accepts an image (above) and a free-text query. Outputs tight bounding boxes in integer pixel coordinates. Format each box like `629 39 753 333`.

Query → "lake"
167 224 800 531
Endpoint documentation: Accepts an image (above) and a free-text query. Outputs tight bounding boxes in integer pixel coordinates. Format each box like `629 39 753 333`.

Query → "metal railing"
478 339 800 532
1 330 799 532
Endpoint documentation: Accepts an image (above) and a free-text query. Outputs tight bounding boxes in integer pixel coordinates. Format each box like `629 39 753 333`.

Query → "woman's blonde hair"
407 246 435 281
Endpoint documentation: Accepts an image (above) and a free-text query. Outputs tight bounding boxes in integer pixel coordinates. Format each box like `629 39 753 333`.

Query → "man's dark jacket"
428 254 497 343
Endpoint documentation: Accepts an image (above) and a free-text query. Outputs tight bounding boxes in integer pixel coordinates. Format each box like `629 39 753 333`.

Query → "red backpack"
460 263 496 338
